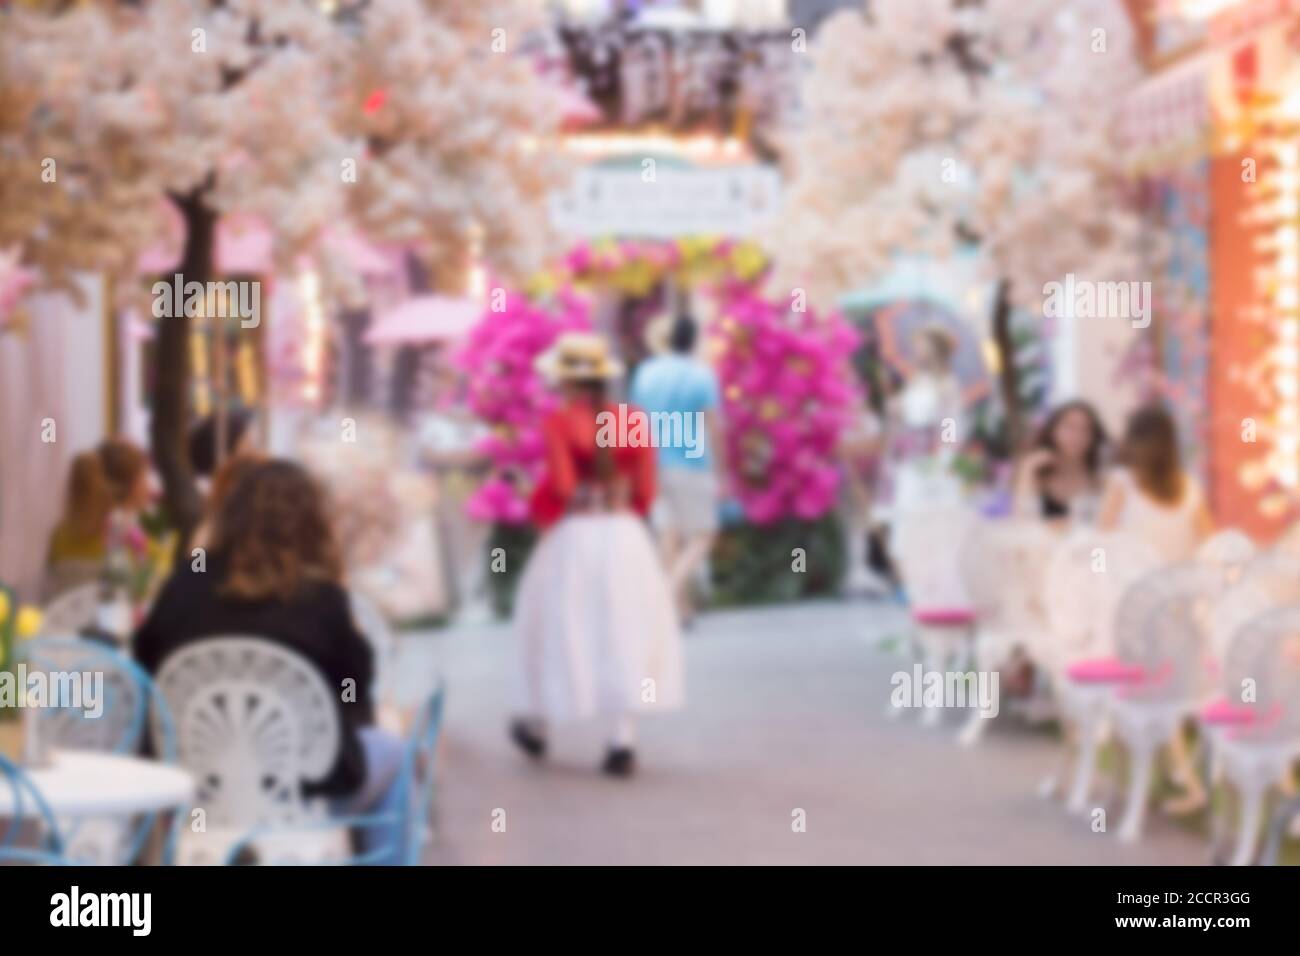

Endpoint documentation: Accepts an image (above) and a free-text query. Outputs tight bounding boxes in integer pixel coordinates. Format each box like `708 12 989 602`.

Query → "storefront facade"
1127 0 1300 539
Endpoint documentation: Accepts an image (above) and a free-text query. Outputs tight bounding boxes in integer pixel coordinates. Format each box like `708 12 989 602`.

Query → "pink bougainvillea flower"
711 285 861 523
456 287 593 524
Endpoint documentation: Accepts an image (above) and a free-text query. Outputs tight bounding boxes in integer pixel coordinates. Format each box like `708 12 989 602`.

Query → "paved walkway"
394 600 1209 865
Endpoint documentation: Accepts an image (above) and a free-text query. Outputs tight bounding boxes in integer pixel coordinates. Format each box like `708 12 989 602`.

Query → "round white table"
0 750 194 818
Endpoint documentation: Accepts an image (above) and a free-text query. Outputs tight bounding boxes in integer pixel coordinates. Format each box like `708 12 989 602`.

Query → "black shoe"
509 720 547 759
229 845 260 866
601 746 636 778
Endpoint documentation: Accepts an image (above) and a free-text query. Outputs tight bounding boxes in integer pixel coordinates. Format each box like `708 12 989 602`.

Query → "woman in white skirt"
510 333 684 777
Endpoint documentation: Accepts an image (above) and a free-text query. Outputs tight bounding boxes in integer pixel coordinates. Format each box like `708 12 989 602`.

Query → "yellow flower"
526 270 559 299
615 260 657 297
15 607 42 640
0 590 9 625
730 243 767 281
676 236 709 263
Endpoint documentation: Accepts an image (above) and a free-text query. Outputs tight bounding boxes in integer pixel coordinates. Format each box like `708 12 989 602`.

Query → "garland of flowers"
455 289 592 523
527 236 768 299
710 284 862 524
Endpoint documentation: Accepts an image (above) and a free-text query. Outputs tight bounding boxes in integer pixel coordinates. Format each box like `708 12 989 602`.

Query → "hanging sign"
549 162 780 238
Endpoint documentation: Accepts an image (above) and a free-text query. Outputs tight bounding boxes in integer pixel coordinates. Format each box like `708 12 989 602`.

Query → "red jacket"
530 400 656 528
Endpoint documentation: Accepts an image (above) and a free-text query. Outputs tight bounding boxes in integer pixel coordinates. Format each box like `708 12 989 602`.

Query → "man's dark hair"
669 314 697 354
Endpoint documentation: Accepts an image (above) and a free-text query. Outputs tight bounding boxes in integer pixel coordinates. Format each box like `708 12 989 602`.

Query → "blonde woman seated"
45 439 153 598
1097 404 1214 814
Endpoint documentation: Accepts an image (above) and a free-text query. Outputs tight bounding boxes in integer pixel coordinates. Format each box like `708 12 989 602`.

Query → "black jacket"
133 556 375 797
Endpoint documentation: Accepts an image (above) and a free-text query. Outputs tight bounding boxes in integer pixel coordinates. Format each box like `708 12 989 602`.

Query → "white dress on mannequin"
879 372 965 523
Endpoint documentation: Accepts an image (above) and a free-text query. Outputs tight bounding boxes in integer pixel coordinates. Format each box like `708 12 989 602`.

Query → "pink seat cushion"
1200 698 1258 726
1201 700 1285 737
913 608 976 626
1066 656 1146 684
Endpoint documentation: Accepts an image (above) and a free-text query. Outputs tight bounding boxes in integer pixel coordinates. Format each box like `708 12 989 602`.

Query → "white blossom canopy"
0 0 568 303
767 0 1149 311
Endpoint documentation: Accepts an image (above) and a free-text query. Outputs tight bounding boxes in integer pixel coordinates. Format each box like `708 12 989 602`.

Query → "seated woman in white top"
1097 404 1213 813
1097 405 1213 563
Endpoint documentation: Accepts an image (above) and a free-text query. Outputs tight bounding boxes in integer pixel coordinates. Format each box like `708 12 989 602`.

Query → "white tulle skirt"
513 513 684 722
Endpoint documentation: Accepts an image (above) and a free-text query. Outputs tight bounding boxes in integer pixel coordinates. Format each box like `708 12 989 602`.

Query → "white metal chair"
1195 528 1257 589
1207 553 1300 663
1108 564 1222 842
1209 607 1300 865
1040 530 1162 812
40 583 100 636
153 637 349 865
956 518 1056 745
892 505 979 727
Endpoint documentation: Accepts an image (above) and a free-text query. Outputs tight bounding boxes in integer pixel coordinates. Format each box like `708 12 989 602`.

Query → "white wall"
1050 312 1143 438
0 275 108 601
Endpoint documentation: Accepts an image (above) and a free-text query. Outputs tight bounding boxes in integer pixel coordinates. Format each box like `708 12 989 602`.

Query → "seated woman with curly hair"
133 459 404 861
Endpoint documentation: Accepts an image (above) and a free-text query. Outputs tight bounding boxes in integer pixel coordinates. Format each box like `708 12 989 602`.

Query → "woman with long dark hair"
510 333 683 778
1013 400 1109 525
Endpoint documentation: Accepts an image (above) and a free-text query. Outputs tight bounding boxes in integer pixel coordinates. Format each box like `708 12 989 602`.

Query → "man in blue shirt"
630 312 724 625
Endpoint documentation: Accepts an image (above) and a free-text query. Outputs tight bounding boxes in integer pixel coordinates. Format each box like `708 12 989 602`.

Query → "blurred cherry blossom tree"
0 0 566 537
768 0 1148 444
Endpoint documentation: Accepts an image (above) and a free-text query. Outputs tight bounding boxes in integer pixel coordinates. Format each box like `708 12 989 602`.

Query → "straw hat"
535 331 625 383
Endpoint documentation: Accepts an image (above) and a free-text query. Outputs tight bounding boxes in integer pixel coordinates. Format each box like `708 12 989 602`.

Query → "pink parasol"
365 295 482 346
321 226 402 276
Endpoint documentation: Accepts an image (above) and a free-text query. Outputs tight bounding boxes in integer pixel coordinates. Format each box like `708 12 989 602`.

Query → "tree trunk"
990 278 1025 452
152 190 213 551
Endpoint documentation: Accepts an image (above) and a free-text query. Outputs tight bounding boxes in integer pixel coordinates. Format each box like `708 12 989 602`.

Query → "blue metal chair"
17 637 180 864
224 681 447 866
0 753 65 862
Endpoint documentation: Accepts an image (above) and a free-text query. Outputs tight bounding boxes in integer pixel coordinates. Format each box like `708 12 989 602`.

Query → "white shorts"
653 469 720 536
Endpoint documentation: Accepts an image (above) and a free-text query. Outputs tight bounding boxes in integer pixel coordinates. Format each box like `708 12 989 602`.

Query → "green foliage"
487 514 847 617
708 514 846 607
